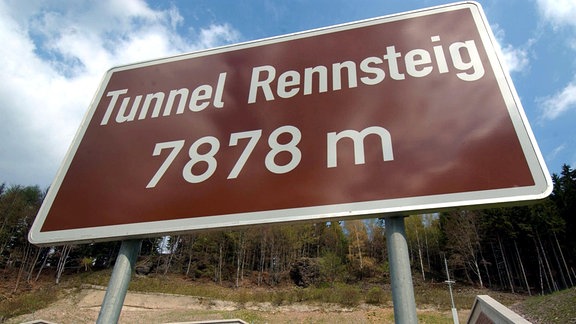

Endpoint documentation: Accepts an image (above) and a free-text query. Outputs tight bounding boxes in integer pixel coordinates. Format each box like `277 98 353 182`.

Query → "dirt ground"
7 286 471 323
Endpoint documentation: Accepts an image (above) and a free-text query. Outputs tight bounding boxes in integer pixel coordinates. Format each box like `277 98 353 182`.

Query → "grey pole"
444 257 460 324
386 215 418 324
97 239 142 324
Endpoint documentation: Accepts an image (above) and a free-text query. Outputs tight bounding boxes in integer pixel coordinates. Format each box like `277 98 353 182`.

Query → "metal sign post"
96 239 141 324
444 257 460 324
386 216 418 323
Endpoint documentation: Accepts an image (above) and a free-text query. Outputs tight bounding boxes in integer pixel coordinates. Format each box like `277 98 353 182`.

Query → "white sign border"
29 1 552 245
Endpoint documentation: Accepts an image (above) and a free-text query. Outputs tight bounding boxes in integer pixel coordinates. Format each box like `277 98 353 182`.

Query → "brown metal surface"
40 6 535 232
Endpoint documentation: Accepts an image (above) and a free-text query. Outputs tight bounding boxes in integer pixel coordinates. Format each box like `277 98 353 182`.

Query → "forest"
1 164 575 297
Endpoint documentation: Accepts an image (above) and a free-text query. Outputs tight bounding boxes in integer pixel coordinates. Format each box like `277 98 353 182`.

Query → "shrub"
319 252 347 285
290 257 320 287
331 284 362 307
0 287 58 320
366 286 385 305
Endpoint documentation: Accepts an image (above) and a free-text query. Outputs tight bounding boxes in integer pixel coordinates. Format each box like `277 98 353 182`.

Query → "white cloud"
499 44 529 74
548 144 566 161
536 0 576 29
535 0 576 121
491 24 530 74
195 24 240 49
0 0 240 186
540 81 576 120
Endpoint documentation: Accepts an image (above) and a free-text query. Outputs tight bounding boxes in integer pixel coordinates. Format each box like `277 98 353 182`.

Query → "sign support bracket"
96 239 142 324
386 215 418 323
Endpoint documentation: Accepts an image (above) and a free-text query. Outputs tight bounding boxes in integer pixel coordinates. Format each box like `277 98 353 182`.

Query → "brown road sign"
29 2 551 245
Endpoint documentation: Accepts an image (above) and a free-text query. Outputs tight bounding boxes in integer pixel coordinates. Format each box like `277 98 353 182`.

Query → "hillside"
0 270 530 323
512 288 576 323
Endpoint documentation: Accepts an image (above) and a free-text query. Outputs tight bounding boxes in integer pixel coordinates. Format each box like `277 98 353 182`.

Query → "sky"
1 0 576 188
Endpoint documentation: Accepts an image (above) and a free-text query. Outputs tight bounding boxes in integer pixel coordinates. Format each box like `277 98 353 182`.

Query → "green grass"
153 279 358 306
102 273 368 307
516 288 576 323
0 286 58 320
414 284 477 310
0 269 112 321
412 282 522 311
417 314 451 324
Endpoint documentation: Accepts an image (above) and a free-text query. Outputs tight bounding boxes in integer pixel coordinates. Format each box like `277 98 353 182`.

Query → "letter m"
327 126 394 168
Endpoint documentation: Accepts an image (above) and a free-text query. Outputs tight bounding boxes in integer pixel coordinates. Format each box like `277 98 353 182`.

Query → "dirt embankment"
7 285 469 323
